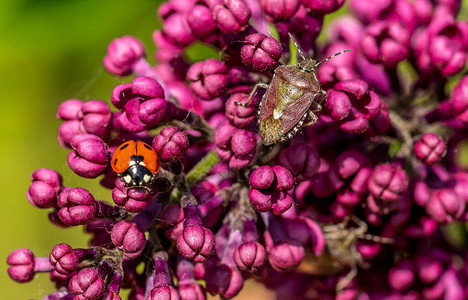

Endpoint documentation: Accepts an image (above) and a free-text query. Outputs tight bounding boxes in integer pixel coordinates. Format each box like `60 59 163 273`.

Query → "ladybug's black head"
121 164 154 188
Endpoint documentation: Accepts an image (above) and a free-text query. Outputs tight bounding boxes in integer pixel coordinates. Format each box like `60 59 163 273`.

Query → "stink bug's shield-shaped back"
239 34 351 145
259 64 321 145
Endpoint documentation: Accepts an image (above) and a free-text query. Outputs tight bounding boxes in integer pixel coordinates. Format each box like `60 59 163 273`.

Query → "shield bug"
237 34 351 145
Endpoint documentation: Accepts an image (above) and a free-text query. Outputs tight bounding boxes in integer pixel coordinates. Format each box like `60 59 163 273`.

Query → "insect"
111 140 160 188
299 216 393 293
237 34 351 145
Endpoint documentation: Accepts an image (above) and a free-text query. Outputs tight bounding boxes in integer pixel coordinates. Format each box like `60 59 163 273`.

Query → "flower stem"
186 149 220 186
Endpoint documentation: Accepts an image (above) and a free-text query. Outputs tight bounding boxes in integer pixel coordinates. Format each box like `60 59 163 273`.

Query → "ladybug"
111 140 160 187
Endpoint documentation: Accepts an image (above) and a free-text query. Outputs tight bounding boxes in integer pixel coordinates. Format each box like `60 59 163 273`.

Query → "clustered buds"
8 0 468 299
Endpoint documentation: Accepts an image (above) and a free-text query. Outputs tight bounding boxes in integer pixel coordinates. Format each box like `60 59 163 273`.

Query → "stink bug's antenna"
288 33 306 61
315 49 352 68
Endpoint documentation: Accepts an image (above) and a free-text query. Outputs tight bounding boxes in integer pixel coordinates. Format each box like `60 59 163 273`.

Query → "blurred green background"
0 0 163 298
1 0 468 299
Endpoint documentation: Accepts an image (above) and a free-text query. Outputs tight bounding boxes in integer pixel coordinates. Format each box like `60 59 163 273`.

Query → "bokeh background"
1 0 468 299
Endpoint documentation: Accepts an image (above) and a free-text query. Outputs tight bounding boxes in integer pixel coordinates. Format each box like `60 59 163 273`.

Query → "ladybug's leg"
235 83 269 107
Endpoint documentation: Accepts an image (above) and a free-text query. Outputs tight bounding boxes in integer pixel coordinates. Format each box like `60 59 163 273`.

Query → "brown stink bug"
237 34 350 145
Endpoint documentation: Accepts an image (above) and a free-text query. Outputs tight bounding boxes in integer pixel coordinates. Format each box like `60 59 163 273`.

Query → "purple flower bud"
361 21 410 67
26 168 62 208
160 204 184 241
426 188 465 224
7 248 54 283
112 178 154 213
241 33 282 72
249 165 295 215
215 122 256 169
49 244 96 276
67 134 108 178
111 220 147 258
49 244 77 275
415 256 443 284
68 268 105 300
211 0 251 33
233 242 266 272
225 93 257 128
205 264 243 299
288 6 324 52
368 164 409 203
186 5 218 39
162 13 195 47
57 99 84 148
450 76 468 123
57 188 96 226
301 0 345 13
412 16 468 76
327 79 389 134
57 99 84 120
279 144 320 182
79 100 112 138
414 133 446 165
186 59 229 100
177 205 215 263
152 126 189 162
388 260 415 292
147 286 180 300
103 36 145 76
112 76 166 132
176 257 206 300
260 0 299 20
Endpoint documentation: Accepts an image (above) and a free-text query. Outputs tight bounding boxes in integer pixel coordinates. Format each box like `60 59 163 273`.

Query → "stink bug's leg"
288 33 306 61
301 110 318 127
310 100 322 113
235 83 269 107
315 49 352 68
316 89 327 105
336 251 359 293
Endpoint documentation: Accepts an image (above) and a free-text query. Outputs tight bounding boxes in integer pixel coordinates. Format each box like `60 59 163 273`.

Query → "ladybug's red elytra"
111 140 160 187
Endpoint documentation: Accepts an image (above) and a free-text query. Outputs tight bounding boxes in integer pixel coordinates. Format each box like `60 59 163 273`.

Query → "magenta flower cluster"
8 0 468 299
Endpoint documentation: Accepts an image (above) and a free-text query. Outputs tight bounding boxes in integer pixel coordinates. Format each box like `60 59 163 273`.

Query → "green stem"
186 149 220 186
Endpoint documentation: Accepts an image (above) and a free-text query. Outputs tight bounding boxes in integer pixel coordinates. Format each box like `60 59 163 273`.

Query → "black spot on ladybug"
113 158 118 165
143 143 152 150
120 143 129 150
131 155 144 164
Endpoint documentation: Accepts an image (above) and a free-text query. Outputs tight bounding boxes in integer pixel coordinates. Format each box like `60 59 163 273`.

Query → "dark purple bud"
414 133 446 165
186 5 218 39
426 188 465 224
388 260 415 292
68 267 105 300
112 178 154 213
57 99 84 148
79 100 112 138
112 76 166 132
57 99 84 120
249 165 295 215
211 0 251 33
368 164 409 202
103 36 146 76
176 257 206 300
152 126 189 162
233 242 266 272
186 59 229 100
215 122 256 169
205 264 243 299
450 76 468 123
26 168 62 208
279 144 320 182
177 205 215 263
147 286 180 300
415 256 443 284
162 13 195 47
225 93 257 128
361 21 410 67
67 134 108 178
413 16 468 76
7 248 54 283
57 187 96 226
50 244 80 275
301 0 345 13
160 204 184 241
111 220 147 258
241 33 282 72
260 0 299 20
